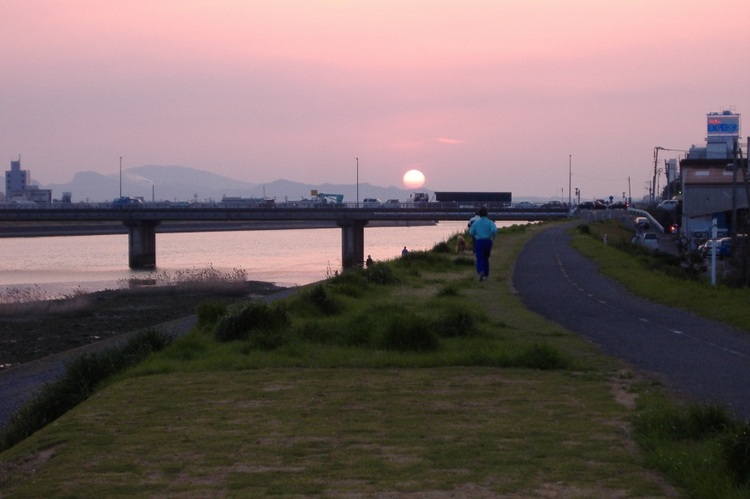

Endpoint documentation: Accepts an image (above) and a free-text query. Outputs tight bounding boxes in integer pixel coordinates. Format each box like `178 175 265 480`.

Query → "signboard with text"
707 113 740 137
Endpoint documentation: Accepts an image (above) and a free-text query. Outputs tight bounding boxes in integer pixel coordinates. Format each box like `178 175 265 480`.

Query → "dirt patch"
0 281 287 369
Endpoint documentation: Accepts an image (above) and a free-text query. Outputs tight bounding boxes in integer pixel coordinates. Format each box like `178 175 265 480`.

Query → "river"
0 221 523 300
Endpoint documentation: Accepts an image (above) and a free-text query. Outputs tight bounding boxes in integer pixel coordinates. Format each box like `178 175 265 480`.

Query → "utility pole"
731 137 738 236
652 147 662 206
119 156 123 198
568 155 572 208
356 158 359 207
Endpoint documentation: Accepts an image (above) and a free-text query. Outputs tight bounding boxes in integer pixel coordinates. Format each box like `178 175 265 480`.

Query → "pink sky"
2 1 749 200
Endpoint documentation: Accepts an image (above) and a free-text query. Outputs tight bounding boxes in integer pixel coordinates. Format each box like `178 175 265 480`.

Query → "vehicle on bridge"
434 191 512 209
111 196 144 208
362 198 382 207
314 192 344 204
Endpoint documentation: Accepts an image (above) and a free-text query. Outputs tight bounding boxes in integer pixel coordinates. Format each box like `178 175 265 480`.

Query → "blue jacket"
468 216 497 240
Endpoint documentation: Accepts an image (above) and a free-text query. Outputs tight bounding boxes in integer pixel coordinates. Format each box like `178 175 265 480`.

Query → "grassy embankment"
1 219 749 497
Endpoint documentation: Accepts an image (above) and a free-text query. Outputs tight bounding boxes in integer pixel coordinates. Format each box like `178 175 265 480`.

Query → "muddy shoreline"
0 280 288 370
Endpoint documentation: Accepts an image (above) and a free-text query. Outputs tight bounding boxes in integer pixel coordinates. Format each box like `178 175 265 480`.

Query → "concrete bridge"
0 205 568 269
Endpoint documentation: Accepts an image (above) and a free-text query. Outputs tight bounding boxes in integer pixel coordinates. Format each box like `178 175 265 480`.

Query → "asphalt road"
513 223 750 422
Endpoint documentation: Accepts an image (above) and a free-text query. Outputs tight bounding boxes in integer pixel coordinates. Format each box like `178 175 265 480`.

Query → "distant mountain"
41 165 431 203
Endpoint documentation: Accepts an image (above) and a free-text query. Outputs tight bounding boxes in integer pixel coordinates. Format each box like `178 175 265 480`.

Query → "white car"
362 198 382 207
657 199 679 211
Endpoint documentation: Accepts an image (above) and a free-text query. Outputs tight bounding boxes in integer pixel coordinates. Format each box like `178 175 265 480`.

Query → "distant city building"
6 157 30 193
686 110 741 160
680 110 748 244
4 156 52 204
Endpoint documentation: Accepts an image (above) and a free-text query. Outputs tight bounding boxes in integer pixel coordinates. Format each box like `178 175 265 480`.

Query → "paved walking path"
513 224 750 421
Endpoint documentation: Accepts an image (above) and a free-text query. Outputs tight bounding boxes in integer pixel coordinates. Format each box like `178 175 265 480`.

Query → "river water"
0 221 523 300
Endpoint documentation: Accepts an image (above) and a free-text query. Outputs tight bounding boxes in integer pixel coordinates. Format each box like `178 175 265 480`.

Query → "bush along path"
2 223 746 496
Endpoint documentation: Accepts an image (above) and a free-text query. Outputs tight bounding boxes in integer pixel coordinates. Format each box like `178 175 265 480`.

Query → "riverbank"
0 280 287 369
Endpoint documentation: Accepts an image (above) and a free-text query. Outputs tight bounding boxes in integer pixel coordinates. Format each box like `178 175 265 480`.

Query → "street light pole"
119 156 122 198
356 157 359 207
568 154 572 208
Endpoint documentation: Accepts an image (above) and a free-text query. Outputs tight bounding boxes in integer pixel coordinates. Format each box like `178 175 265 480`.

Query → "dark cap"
478 206 488 217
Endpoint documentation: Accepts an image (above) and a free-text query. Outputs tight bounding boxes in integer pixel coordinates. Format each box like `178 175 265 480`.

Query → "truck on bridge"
434 191 512 209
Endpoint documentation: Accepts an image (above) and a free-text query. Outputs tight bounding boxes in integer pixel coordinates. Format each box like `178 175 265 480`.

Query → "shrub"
362 262 398 285
432 241 452 253
304 284 341 315
213 302 290 342
296 320 334 344
453 255 475 267
724 423 750 486
633 401 736 442
436 283 460 298
195 301 227 328
516 343 568 370
434 307 477 337
342 314 376 347
379 315 440 352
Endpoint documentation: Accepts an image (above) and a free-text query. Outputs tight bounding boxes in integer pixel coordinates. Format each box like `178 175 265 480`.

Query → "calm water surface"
0 221 522 298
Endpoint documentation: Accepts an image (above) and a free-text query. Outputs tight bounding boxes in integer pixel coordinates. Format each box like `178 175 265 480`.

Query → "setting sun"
403 169 425 189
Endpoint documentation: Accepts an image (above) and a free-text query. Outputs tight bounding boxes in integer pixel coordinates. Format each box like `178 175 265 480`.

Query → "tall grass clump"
362 261 398 285
631 395 750 497
453 255 475 267
121 265 249 295
433 305 478 337
396 249 454 273
432 241 452 253
301 284 341 315
195 301 228 328
0 287 93 316
0 329 171 452
724 422 750 487
379 314 440 352
213 301 290 343
514 343 569 370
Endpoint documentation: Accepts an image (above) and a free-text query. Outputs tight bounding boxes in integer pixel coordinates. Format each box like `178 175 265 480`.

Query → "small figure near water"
366 255 374 267
402 246 409 257
456 235 467 254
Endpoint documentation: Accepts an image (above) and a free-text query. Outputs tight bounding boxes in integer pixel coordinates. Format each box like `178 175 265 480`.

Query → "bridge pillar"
125 220 160 269
337 219 368 269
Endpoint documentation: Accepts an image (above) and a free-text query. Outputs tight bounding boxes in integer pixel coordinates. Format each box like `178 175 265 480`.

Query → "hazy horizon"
3 1 748 201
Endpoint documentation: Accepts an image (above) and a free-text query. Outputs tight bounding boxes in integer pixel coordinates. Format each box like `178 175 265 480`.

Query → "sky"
2 0 749 201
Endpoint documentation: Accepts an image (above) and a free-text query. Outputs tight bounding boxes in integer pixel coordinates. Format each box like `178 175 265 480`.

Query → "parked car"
657 199 679 211
542 200 565 209
638 232 659 251
515 201 536 209
383 199 400 207
634 217 650 230
609 201 628 210
699 237 732 258
593 200 607 209
576 201 595 210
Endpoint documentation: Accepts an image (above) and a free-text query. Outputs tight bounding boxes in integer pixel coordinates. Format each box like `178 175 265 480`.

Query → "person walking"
468 206 497 281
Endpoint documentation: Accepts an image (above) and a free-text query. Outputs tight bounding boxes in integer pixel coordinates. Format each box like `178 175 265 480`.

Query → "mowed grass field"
0 220 711 497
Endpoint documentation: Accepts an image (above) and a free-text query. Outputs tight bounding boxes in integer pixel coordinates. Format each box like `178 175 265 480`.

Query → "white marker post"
711 218 717 286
